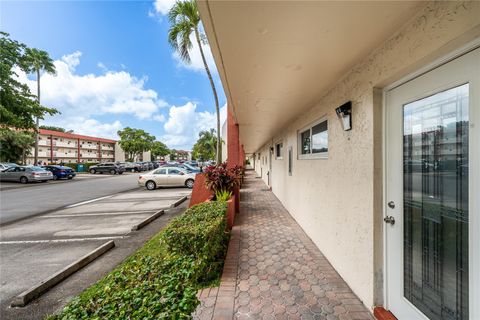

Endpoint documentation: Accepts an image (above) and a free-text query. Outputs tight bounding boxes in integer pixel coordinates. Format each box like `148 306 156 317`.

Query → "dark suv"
89 163 125 175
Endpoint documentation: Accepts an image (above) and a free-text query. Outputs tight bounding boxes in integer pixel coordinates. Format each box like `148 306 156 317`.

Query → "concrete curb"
170 195 188 208
131 209 165 231
10 240 115 307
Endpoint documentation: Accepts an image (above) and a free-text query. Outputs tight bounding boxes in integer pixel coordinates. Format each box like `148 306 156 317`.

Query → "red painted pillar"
227 108 240 168
226 108 241 213
77 138 80 162
50 134 53 164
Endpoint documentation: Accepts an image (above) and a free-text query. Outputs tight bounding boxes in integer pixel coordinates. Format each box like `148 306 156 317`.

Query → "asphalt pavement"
0 186 191 319
0 173 141 225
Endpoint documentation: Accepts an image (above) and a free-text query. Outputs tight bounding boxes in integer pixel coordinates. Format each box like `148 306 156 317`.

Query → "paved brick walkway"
193 171 374 320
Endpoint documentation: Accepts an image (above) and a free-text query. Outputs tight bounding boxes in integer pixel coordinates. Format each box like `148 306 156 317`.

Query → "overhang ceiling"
198 0 423 153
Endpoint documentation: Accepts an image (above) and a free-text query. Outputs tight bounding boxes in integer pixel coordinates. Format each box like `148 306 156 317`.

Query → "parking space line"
41 210 160 218
0 236 126 244
65 195 112 208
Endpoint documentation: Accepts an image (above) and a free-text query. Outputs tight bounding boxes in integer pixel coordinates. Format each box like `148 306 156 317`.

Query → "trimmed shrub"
46 201 228 320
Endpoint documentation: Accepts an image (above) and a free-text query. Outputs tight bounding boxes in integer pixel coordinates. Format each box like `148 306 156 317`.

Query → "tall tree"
24 47 56 165
150 141 170 160
39 125 66 132
0 32 57 129
168 0 222 164
117 127 156 161
192 129 217 161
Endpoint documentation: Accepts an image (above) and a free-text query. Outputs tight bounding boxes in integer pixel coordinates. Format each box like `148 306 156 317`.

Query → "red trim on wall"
50 134 53 163
39 129 116 144
373 307 397 320
77 138 81 162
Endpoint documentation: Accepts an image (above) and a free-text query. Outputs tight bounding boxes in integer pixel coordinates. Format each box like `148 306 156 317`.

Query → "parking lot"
0 173 112 192
0 186 190 319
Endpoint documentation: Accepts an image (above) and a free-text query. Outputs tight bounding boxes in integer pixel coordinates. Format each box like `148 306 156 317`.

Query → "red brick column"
227 108 240 169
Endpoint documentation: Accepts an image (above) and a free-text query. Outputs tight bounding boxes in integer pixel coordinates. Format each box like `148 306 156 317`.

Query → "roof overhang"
198 0 423 153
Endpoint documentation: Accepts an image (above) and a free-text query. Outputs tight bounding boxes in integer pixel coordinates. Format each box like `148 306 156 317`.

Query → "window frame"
297 116 329 160
275 142 284 160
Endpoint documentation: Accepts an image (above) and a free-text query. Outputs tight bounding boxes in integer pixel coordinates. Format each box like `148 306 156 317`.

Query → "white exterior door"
385 48 479 320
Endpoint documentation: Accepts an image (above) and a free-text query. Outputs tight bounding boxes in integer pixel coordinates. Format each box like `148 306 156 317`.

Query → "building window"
275 142 283 159
298 117 328 159
288 146 293 176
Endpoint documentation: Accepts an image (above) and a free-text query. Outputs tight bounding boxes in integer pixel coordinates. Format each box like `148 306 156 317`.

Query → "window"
298 117 328 159
288 146 293 176
169 169 181 175
154 169 166 175
275 142 283 159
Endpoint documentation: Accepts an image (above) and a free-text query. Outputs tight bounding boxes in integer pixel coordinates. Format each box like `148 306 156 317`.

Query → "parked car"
122 162 142 172
0 166 53 183
138 167 195 190
0 163 18 171
89 163 125 175
42 165 76 180
185 160 198 167
180 163 201 173
136 162 148 171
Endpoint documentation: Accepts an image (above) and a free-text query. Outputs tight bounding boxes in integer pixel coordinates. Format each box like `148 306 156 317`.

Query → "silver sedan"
138 167 196 190
0 166 53 183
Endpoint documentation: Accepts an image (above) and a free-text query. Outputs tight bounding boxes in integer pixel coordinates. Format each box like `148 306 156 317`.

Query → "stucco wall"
252 1 480 309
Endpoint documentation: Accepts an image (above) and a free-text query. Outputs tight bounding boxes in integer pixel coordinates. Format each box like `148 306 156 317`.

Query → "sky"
1 0 227 150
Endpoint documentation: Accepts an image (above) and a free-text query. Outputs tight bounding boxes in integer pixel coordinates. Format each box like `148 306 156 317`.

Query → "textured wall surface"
253 1 480 309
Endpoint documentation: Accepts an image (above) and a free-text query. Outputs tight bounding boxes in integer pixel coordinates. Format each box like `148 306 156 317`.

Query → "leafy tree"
0 32 58 129
168 1 222 164
117 127 156 161
150 141 170 160
192 129 217 161
39 125 66 132
23 47 56 164
169 150 177 161
0 130 34 164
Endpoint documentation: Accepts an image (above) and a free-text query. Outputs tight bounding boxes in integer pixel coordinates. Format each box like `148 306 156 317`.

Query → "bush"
203 162 243 194
47 201 228 320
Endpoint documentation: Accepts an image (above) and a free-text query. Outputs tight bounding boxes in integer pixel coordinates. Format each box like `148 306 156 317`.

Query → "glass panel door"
403 84 469 320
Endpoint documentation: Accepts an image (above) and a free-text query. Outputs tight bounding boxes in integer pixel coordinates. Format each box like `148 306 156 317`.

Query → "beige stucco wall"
114 143 125 162
253 1 480 309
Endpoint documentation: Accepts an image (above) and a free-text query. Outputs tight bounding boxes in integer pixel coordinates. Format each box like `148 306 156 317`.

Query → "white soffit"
199 0 423 153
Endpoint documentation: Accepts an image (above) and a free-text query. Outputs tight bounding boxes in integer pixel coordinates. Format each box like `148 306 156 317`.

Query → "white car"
138 167 196 190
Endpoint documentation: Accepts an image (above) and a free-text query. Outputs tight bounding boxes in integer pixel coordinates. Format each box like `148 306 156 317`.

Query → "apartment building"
199 1 480 319
28 129 116 164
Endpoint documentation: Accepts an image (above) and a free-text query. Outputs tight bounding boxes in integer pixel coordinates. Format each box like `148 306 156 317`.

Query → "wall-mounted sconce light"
270 146 274 153
336 101 352 131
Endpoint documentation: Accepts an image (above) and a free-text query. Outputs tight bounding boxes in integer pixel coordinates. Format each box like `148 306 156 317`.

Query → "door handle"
388 201 395 209
384 216 395 225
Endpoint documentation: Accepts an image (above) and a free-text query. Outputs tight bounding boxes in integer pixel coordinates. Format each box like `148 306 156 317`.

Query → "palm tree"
24 48 56 165
168 0 222 164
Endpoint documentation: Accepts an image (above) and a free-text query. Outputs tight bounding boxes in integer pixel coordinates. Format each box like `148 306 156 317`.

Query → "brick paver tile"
194 171 373 320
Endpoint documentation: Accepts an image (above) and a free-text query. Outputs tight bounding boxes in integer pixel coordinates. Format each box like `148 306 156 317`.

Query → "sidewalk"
194 170 374 320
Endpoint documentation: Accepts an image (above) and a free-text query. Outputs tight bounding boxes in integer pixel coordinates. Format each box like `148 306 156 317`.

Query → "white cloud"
97 62 107 72
162 102 226 150
153 114 166 122
42 117 123 140
16 52 168 121
153 0 176 15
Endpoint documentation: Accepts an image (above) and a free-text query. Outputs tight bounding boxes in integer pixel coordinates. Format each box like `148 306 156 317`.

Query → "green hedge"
46 201 228 320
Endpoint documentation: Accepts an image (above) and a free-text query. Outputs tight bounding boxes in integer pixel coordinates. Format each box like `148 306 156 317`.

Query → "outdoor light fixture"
336 101 352 131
